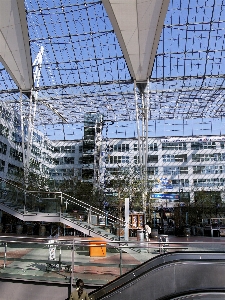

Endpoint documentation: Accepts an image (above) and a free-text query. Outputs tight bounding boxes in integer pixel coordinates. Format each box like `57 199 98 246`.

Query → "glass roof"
0 0 225 128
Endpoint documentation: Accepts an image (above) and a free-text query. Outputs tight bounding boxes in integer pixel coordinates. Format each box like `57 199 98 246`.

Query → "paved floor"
0 234 225 287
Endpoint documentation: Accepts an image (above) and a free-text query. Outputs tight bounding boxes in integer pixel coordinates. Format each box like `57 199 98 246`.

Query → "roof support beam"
0 0 33 93
102 0 170 83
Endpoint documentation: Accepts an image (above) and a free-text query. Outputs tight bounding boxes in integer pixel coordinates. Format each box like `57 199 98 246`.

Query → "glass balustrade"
1 236 225 286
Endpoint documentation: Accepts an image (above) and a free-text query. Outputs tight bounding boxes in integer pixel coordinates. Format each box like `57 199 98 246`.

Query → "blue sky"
38 116 225 140
1 0 225 139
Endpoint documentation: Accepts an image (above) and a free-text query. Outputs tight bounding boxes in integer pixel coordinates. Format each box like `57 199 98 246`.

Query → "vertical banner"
49 246 56 260
125 198 129 241
48 240 56 260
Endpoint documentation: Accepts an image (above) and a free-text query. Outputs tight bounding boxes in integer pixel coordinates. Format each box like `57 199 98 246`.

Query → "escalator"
172 292 225 299
89 252 225 300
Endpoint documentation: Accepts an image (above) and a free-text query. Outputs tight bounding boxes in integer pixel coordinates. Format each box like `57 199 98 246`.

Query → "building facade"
1 102 225 208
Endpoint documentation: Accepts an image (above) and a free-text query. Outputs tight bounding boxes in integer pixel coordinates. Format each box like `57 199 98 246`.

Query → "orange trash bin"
89 237 106 257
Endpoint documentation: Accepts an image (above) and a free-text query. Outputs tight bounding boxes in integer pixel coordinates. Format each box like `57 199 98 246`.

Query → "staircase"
0 179 130 247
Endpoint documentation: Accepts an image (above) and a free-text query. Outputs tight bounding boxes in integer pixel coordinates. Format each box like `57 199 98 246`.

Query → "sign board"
151 193 180 200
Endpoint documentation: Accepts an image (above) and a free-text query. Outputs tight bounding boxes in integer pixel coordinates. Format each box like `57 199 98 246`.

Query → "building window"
147 167 158 175
10 148 23 162
163 167 179 175
191 141 216 150
134 155 139 164
55 145 76 153
163 154 173 162
82 169 94 180
8 164 22 176
12 132 22 145
54 147 60 153
54 157 74 165
33 132 42 144
106 167 119 176
163 154 187 162
42 165 50 175
83 141 95 153
175 154 187 162
163 166 188 175
0 141 7 155
193 178 225 187
148 143 158 151
0 106 12 121
30 158 40 170
147 155 158 163
134 143 158 151
192 153 225 162
113 143 129 152
0 124 9 138
79 146 83 153
193 165 224 174
0 159 5 172
162 142 187 150
31 145 41 157
79 155 94 164
42 152 53 164
50 168 74 177
180 167 188 174
109 155 129 164
122 156 129 163
64 157 74 164
171 179 189 187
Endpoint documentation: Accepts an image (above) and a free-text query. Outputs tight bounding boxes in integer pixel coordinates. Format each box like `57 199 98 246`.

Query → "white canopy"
0 0 33 92
102 0 170 83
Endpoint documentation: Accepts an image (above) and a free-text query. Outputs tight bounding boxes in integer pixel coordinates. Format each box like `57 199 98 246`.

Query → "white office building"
1 101 225 208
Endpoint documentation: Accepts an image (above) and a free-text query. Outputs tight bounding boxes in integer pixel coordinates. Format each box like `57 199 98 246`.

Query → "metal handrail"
0 177 124 225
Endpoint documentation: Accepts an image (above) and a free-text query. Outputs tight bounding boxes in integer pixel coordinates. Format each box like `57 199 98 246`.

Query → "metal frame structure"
0 0 225 214
0 0 224 127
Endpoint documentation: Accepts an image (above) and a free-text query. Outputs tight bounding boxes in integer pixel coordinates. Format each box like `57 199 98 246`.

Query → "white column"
124 198 129 241
190 191 195 203
220 191 225 203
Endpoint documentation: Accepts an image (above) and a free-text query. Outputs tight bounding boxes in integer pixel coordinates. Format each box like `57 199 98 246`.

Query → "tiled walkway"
0 234 225 287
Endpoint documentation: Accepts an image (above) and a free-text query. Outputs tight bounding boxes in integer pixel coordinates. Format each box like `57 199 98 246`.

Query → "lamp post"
117 186 123 241
153 210 156 228
118 200 123 241
178 174 181 229
148 183 153 224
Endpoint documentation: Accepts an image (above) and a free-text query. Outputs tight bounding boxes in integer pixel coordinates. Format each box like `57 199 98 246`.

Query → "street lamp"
153 210 156 228
178 174 181 228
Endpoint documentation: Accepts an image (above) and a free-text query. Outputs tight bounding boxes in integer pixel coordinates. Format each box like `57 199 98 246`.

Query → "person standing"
145 223 152 241
70 279 90 300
